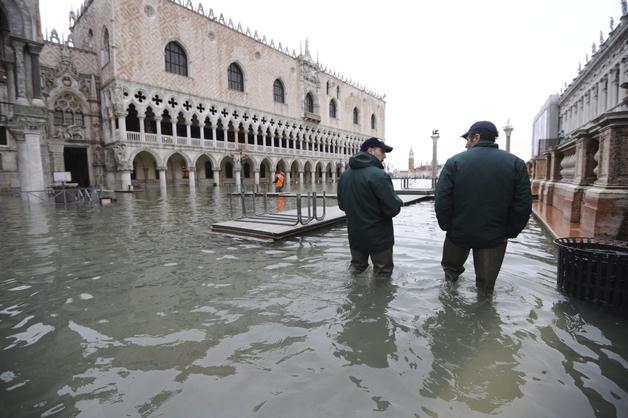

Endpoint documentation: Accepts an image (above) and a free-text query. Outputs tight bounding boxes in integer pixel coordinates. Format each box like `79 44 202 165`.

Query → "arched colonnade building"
102 82 367 191
0 0 386 193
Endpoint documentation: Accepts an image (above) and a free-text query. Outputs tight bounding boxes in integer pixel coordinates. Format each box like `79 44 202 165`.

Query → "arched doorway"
132 151 159 186
220 156 235 186
196 154 215 186
165 153 189 185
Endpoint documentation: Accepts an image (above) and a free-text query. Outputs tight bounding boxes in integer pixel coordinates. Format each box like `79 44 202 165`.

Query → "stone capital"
27 42 44 55
10 37 26 49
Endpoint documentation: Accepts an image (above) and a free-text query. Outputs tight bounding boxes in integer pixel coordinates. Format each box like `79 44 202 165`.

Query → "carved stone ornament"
54 125 84 142
104 148 115 170
54 48 81 82
93 145 105 165
79 79 90 96
302 62 320 87
112 142 128 167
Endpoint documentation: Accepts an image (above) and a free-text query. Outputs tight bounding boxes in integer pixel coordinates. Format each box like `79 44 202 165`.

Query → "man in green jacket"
338 137 403 277
435 121 532 295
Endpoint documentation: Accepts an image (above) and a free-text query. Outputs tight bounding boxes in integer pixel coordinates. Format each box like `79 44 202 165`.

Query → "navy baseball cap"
460 121 499 140
360 137 393 152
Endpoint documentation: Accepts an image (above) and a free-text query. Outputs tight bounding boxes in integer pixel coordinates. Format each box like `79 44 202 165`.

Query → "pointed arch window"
273 79 285 103
53 93 84 127
165 41 188 76
329 99 337 119
101 27 110 67
353 107 359 125
228 63 244 91
305 93 314 113
371 113 376 129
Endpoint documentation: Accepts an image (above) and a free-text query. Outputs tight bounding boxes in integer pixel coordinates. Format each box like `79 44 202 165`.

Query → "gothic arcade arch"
131 150 159 183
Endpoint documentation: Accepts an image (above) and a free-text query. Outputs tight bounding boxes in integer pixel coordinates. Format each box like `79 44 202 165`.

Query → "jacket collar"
472 141 499 149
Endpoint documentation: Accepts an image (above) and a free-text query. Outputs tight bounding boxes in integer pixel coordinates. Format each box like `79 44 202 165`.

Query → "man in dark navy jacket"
338 138 403 277
435 121 532 295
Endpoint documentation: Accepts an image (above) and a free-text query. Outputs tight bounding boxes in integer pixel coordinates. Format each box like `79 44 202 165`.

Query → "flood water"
0 185 626 418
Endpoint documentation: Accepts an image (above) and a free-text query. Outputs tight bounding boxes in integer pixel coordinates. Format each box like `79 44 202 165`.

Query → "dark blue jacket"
338 152 403 253
435 141 532 249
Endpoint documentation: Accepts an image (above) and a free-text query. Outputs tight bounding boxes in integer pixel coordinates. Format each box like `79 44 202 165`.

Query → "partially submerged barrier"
228 192 326 226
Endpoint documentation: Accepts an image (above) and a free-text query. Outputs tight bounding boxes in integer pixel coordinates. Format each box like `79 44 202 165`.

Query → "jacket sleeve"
372 173 403 218
337 175 345 212
434 159 454 231
506 160 532 238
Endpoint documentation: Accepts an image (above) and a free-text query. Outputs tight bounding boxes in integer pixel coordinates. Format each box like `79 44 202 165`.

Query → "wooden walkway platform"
212 194 433 240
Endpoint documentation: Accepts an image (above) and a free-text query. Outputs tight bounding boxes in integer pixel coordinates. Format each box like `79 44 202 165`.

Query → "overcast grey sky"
41 0 622 171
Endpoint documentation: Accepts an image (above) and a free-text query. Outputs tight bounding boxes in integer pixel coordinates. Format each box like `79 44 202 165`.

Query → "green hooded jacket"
337 152 403 253
435 141 532 249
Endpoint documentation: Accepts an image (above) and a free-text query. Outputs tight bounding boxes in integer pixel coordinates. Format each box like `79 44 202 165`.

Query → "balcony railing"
121 130 350 158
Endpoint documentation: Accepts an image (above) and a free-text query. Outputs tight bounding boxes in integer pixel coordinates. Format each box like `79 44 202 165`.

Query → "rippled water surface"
1 186 626 417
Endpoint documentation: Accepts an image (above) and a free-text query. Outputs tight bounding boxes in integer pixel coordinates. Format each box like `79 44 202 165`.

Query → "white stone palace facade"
529 2 628 239
0 0 386 192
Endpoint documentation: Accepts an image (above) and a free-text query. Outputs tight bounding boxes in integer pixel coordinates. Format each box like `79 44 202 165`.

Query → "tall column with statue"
431 130 440 190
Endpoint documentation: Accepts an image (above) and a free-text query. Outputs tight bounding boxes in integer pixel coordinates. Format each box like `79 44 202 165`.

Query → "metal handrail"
229 191 326 226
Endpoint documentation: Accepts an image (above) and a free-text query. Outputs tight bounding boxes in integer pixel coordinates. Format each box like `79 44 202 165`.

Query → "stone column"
549 149 561 182
186 122 191 142
503 123 513 153
104 171 115 190
270 170 276 192
108 117 115 143
600 78 608 113
171 120 177 139
213 169 220 187
332 169 337 183
155 117 162 143
158 168 167 190
139 115 145 142
120 169 132 191
299 170 304 185
212 126 217 148
592 86 599 119
285 171 291 190
117 112 127 142
254 169 260 188
310 171 316 185
234 169 242 192
431 131 440 189
322 171 327 184
29 43 44 105
188 165 196 191
12 40 28 104
573 138 589 185
200 123 205 143
609 69 618 109
14 127 45 192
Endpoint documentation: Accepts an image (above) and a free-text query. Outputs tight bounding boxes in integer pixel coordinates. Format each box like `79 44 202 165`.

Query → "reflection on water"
420 290 524 414
0 186 626 418
335 279 398 369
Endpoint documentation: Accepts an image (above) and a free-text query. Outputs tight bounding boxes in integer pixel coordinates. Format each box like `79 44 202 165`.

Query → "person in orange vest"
273 170 285 192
